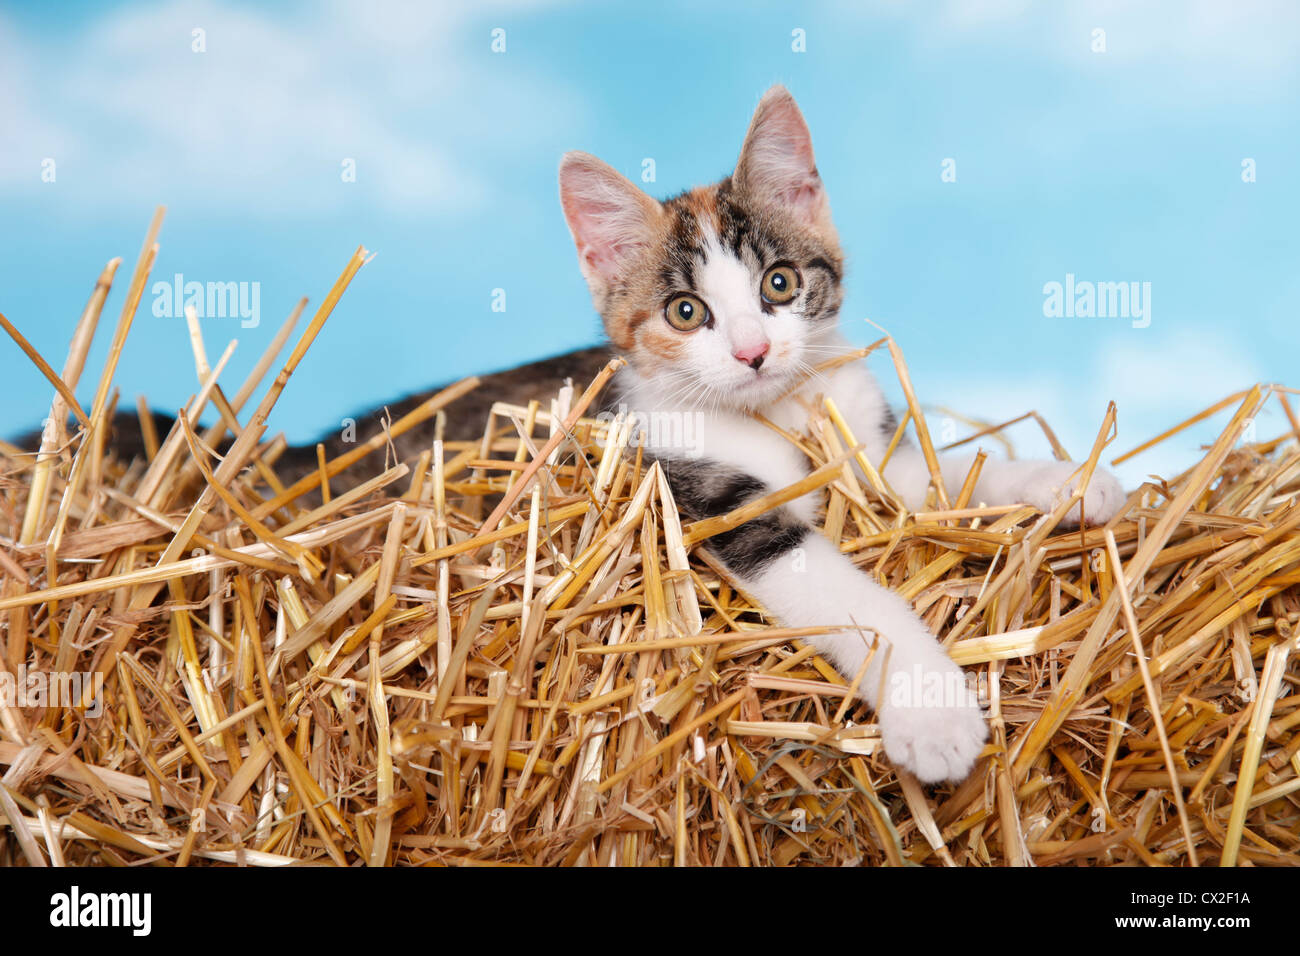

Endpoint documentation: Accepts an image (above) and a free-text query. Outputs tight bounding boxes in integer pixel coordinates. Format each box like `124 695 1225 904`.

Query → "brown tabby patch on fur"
35 346 617 497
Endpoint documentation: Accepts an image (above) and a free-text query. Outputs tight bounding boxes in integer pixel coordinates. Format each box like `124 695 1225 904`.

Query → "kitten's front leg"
663 458 988 783
884 444 1125 526
745 534 989 783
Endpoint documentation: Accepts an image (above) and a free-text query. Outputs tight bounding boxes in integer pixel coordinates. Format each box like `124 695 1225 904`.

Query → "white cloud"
1052 0 1300 73
0 28 76 184
0 0 582 214
1094 334 1262 414
858 0 1299 95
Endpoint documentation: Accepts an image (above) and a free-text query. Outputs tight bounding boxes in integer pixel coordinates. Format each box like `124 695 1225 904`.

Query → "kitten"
558 86 1125 783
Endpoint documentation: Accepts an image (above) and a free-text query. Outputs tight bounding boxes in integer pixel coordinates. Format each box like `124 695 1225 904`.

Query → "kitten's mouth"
727 366 791 407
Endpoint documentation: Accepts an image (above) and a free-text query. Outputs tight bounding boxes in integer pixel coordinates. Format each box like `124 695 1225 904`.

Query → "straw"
0 226 1297 866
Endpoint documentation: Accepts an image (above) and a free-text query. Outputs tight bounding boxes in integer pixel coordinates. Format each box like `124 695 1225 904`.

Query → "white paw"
1013 462 1125 527
878 660 988 784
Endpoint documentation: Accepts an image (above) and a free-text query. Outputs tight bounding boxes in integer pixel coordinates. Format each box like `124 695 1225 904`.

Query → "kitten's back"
10 345 615 491
292 344 613 490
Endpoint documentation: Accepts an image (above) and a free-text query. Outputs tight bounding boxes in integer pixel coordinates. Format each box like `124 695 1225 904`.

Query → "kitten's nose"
733 342 769 370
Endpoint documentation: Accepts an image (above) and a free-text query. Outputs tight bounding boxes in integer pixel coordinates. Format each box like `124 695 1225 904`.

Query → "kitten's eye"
761 264 801 305
664 293 710 331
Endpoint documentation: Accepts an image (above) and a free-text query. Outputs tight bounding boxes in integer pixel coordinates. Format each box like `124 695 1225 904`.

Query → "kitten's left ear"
734 86 832 232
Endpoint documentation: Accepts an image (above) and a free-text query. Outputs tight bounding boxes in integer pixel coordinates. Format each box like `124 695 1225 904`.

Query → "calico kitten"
559 86 1125 783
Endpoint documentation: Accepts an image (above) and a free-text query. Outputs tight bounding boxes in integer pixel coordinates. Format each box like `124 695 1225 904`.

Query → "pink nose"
732 342 770 369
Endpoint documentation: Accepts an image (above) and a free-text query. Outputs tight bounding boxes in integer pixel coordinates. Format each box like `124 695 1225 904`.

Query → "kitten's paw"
1014 462 1125 527
878 665 988 784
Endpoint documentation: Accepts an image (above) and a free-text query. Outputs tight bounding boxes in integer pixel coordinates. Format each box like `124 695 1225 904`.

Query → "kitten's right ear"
559 152 662 297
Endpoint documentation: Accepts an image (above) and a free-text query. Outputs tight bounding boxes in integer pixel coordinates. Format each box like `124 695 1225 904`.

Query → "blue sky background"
2 0 1297 487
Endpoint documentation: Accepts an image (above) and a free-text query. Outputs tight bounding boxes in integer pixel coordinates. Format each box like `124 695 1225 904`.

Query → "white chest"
619 354 893 525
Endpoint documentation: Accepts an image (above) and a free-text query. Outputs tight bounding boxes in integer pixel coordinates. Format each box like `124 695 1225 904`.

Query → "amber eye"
761 264 801 305
664 293 710 331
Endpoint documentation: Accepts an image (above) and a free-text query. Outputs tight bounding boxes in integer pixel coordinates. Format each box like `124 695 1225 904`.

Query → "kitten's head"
559 86 844 411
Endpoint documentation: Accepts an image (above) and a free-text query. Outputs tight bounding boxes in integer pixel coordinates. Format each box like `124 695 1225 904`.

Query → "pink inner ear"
780 182 822 216
749 166 824 226
581 241 626 280
738 92 827 223
560 162 656 285
571 207 646 283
